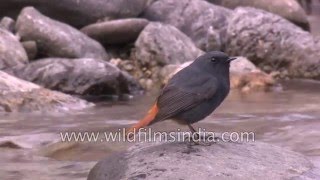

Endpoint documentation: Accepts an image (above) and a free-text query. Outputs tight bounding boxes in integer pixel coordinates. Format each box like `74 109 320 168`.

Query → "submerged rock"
143 0 231 51
226 7 320 80
0 0 148 28
0 71 91 112
16 7 109 60
0 28 28 70
88 139 315 180
81 18 149 45
208 0 310 30
12 58 141 96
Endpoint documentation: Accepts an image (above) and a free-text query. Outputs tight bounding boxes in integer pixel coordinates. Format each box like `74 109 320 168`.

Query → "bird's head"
206 51 237 64
194 51 237 74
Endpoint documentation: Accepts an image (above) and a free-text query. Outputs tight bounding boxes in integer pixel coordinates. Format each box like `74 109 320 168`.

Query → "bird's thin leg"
185 124 212 146
187 124 197 134
185 124 198 141
189 123 219 139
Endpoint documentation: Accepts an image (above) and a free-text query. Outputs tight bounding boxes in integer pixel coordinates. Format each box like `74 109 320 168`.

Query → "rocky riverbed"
0 0 320 179
0 0 320 113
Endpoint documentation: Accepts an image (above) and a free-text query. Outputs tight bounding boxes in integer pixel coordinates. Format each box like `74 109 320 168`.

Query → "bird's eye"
211 57 216 62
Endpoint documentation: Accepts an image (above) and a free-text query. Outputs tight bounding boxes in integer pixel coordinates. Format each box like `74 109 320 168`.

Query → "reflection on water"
0 80 320 179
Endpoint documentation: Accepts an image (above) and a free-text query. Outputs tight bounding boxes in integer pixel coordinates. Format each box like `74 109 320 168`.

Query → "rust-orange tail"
126 103 159 139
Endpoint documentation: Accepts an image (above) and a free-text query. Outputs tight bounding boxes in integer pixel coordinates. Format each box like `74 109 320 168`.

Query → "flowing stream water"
0 79 319 180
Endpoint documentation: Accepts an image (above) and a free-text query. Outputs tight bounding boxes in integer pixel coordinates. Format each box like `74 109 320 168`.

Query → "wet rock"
226 7 320 80
81 18 149 45
21 41 38 60
209 0 309 30
0 141 22 149
38 141 118 161
230 57 275 92
88 139 314 180
0 29 28 70
12 58 141 96
0 133 60 149
0 0 148 28
0 17 15 33
143 0 231 51
16 7 109 60
0 71 91 112
132 22 202 89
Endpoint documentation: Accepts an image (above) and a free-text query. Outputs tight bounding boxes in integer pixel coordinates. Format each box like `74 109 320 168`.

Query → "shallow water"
0 79 320 180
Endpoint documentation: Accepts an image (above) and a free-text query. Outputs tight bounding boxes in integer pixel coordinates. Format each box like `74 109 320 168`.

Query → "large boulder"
226 7 320 80
16 7 109 60
1 0 148 28
88 139 316 180
0 71 91 112
134 22 202 66
11 58 141 96
81 18 149 45
143 0 231 51
0 29 28 70
132 22 203 89
208 0 310 30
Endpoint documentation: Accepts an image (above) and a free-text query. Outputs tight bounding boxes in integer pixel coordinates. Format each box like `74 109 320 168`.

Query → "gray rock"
146 0 158 6
206 26 222 51
208 0 310 30
21 41 38 60
134 22 202 66
143 0 231 51
297 0 313 15
230 56 260 73
132 22 202 89
12 58 141 96
0 17 15 33
0 71 92 112
0 0 148 28
88 139 315 180
16 7 109 60
81 18 149 45
229 57 275 92
0 29 28 70
226 7 320 79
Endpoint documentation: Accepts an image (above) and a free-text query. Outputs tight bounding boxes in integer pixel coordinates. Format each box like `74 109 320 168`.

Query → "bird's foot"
184 133 218 146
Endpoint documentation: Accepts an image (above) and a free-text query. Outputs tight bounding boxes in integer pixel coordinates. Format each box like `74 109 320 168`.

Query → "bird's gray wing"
153 75 218 122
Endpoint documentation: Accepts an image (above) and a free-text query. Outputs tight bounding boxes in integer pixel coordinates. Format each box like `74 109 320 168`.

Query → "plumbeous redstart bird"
127 51 237 140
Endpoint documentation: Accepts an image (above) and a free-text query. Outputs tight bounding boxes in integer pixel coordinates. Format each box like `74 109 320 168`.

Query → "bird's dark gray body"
152 51 232 125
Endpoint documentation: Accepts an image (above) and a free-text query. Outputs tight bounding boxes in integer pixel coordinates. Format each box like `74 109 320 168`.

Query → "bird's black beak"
227 57 237 62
